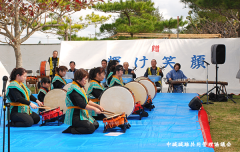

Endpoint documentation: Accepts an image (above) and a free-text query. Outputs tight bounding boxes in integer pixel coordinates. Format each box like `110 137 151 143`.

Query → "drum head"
63 83 72 91
100 86 135 118
44 89 67 114
139 79 157 100
135 76 148 82
125 81 148 105
45 62 50 76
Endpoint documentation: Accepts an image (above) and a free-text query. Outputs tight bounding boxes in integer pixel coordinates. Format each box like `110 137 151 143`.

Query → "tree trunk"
14 0 22 68
238 11 240 37
14 44 22 68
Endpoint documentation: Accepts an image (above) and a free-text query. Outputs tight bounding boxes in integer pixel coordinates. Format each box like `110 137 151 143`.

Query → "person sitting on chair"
166 63 187 93
144 59 163 93
68 61 77 73
123 62 136 79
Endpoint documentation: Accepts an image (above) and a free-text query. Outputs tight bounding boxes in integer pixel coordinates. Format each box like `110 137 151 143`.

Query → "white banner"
60 39 240 94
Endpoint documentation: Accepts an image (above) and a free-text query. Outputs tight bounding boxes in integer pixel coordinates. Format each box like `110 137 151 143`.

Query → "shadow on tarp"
0 93 214 152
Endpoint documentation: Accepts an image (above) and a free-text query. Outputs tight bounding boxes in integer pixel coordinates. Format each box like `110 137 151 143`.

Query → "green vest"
87 80 105 116
6 81 32 115
109 76 124 87
64 82 95 126
51 74 67 89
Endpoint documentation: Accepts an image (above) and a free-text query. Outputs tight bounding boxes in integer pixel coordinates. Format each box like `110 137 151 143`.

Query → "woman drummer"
87 67 106 120
109 65 124 87
106 60 119 86
6 68 43 127
63 69 104 134
51 66 67 89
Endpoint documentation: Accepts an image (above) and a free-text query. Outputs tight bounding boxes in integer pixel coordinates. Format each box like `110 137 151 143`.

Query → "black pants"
63 115 99 134
10 112 40 127
93 114 106 120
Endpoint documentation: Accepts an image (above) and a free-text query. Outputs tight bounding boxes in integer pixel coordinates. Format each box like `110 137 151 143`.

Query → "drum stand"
132 103 146 120
40 110 64 126
103 115 131 133
144 97 155 111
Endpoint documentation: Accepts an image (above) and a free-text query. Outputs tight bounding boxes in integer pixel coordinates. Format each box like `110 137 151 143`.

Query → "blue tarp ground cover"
0 93 214 152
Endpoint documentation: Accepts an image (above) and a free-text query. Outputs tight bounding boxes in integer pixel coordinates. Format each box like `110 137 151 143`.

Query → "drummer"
106 60 119 86
87 67 106 120
123 62 136 78
144 59 163 93
51 66 68 89
37 77 51 112
166 63 188 93
6 68 43 127
109 65 124 87
63 69 104 134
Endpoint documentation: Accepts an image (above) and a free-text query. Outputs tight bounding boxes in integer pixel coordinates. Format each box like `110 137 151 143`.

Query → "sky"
0 0 190 44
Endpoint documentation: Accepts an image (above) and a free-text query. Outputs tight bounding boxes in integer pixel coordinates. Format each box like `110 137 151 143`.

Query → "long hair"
55 66 68 75
106 60 118 79
113 65 123 75
9 68 27 81
88 67 105 82
38 77 50 88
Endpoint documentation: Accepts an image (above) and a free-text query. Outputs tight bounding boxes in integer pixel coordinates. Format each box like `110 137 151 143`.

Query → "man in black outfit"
123 62 136 78
68 61 77 73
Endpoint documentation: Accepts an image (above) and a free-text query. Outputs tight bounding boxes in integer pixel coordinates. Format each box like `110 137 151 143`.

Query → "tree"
42 15 87 41
0 0 102 68
94 0 156 37
181 0 240 37
42 12 111 40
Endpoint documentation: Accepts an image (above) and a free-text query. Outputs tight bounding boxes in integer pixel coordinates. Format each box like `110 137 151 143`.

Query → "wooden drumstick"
37 106 52 109
103 110 115 114
101 112 115 116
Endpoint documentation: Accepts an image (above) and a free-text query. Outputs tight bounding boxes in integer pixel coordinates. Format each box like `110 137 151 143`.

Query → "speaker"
189 96 202 110
211 44 226 64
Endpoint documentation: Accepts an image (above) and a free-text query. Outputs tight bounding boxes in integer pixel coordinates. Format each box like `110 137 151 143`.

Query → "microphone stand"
202 61 213 105
2 86 10 152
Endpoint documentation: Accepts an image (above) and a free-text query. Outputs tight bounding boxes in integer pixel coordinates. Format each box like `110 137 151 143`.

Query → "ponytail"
88 67 105 82
55 66 68 75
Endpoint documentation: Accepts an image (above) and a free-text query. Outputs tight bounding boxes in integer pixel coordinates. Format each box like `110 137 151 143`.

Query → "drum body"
44 89 67 114
138 79 157 100
124 81 148 105
100 86 135 117
40 61 50 76
63 83 72 91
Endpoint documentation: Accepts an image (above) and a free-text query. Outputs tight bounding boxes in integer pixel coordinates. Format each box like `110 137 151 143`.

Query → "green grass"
201 95 240 152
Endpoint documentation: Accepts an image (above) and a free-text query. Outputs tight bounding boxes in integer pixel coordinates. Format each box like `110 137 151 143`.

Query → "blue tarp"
0 93 214 152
